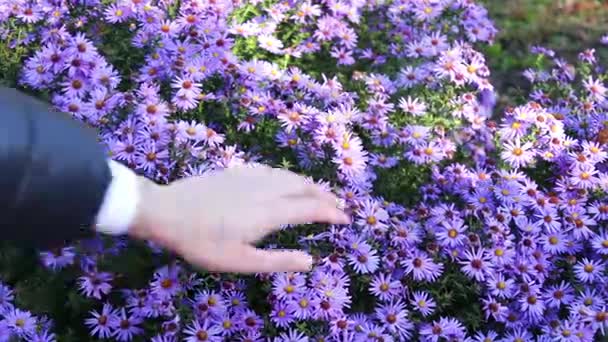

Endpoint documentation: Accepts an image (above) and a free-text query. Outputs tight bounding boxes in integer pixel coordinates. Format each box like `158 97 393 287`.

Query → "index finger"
255 196 351 234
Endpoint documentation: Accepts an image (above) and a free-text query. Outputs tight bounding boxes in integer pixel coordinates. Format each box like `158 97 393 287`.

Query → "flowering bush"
0 0 608 341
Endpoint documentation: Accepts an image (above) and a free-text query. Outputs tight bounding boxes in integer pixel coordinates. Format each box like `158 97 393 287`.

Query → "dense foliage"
0 0 607 341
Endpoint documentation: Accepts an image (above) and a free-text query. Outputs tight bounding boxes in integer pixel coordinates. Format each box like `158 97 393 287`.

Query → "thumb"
196 241 313 274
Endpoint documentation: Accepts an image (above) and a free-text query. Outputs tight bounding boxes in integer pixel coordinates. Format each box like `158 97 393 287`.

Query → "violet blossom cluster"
1 0 608 340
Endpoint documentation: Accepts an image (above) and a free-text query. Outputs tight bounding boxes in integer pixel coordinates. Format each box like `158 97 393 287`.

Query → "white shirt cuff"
95 159 140 235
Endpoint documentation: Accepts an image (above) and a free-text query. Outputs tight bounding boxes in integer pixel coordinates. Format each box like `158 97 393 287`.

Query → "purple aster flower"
78 271 113 299
419 318 451 342
459 248 493 282
183 319 222 342
575 258 605 284
518 286 546 322
151 334 177 342
402 249 444 282
328 316 354 337
502 327 533 342
411 291 436 317
273 329 309 342
113 308 143 341
4 308 36 337
191 290 226 320
500 139 535 168
481 296 509 322
347 245 380 274
236 309 264 332
591 230 608 255
150 264 182 300
85 303 119 339
211 312 238 336
39 247 75 271
238 330 264 342
0 284 14 314
272 273 306 301
375 300 413 339
270 300 295 328
225 290 248 311
28 329 56 342
288 289 317 320
486 273 516 299
471 330 499 342
369 273 402 302
436 218 468 248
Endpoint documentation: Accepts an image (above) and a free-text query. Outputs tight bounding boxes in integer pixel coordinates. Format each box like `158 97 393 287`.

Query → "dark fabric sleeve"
0 86 113 249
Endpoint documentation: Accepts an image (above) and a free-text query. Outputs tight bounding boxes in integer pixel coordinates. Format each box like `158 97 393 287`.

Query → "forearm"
0 87 140 248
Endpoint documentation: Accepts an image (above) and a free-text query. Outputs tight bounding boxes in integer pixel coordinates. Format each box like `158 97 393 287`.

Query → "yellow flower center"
367 216 377 225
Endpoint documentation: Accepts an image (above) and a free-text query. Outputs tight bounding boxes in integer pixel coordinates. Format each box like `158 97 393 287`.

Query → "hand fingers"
233 164 330 200
193 242 313 273
252 196 351 236
259 167 323 199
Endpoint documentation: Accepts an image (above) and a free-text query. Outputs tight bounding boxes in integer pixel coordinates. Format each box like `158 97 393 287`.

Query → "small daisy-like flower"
347 245 380 274
104 3 131 23
501 139 535 168
5 308 36 337
269 301 295 329
78 271 113 299
85 303 119 339
171 76 201 99
544 281 575 309
398 96 427 116
183 319 222 342
569 164 599 190
402 250 444 282
258 34 284 54
583 76 607 101
574 258 605 283
150 264 182 300
375 300 413 340
369 273 402 302
518 287 546 322
591 230 608 255
436 218 468 248
410 291 436 317
459 248 493 282
113 308 143 341
288 290 317 320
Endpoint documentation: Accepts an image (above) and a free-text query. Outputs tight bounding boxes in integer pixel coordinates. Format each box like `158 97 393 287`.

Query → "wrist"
128 176 161 241
95 160 142 236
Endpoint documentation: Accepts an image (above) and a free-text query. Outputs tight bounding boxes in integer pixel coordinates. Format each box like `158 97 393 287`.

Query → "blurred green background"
482 0 608 110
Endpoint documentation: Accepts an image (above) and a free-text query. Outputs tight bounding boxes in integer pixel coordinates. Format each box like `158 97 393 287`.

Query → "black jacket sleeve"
0 86 112 249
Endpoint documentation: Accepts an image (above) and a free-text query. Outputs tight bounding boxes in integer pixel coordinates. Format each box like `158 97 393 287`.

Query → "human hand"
128 164 350 273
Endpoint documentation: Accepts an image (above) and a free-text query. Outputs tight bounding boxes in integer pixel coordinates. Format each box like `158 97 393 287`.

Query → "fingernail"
305 255 314 272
